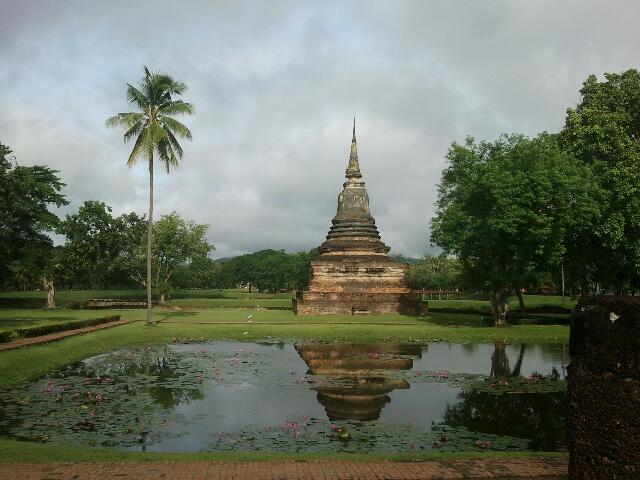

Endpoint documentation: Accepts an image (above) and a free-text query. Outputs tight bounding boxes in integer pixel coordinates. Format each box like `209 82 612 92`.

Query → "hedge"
0 315 122 344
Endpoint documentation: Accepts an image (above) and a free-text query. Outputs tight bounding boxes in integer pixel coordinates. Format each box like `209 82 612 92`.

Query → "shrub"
1 315 122 343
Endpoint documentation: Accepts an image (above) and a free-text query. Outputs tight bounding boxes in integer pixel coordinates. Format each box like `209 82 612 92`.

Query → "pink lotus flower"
436 370 449 379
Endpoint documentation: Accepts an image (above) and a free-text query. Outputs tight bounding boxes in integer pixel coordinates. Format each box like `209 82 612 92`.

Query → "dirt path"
0 457 567 479
0 319 132 351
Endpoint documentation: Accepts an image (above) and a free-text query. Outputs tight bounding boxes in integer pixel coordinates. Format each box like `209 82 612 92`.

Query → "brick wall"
568 296 640 479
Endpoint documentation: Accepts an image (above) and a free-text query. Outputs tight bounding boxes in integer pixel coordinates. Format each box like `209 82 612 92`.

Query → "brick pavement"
0 319 132 351
0 457 567 479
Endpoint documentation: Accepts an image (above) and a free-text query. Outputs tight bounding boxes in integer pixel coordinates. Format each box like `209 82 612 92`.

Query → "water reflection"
439 341 565 450
0 341 568 453
295 343 422 420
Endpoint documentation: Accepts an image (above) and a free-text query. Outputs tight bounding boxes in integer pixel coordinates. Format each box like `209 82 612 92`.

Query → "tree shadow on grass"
420 312 488 327
153 311 200 323
0 298 46 309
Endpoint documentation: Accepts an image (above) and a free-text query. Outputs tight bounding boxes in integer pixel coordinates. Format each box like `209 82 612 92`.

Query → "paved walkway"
0 457 568 479
0 319 132 351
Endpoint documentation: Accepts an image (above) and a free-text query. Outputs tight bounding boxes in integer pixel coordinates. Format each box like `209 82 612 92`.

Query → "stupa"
293 120 423 315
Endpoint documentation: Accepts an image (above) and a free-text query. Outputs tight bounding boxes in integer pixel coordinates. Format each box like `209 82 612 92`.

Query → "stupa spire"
345 118 362 180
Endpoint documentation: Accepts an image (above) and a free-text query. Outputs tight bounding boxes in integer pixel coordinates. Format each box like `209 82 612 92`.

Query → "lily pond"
0 341 568 453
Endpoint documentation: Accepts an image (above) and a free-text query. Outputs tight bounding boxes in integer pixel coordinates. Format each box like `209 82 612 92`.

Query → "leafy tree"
214 249 315 292
58 200 146 289
107 67 194 325
253 250 294 293
174 256 221 289
290 248 320 290
431 134 600 325
561 69 640 293
0 142 67 292
130 213 213 303
406 253 461 291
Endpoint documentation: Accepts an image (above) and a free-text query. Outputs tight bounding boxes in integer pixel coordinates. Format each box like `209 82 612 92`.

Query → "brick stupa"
293 121 423 315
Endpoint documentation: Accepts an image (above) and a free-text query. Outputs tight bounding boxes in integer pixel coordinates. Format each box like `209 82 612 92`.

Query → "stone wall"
567 296 640 479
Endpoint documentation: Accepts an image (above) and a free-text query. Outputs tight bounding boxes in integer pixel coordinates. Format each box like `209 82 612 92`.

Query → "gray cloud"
2 0 639 258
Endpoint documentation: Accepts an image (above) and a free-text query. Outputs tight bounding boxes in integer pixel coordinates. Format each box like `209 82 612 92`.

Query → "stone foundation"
567 296 640 480
293 257 423 315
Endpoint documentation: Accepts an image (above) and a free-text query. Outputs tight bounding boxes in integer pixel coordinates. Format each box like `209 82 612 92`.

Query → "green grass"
0 289 293 308
0 438 566 463
429 295 576 313
168 297 291 308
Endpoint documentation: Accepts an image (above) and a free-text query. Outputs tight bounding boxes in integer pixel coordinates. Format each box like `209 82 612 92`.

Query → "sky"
2 0 640 259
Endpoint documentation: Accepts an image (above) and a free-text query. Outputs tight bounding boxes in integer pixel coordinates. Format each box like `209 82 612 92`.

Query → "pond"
0 341 568 453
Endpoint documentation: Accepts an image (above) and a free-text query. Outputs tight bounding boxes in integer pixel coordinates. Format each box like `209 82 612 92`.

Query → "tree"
406 253 461 292
58 201 146 289
131 213 214 303
0 142 67 293
431 134 600 325
561 70 640 293
106 67 194 325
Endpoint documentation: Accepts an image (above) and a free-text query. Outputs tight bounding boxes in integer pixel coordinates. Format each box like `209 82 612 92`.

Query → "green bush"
0 331 14 343
1 315 122 343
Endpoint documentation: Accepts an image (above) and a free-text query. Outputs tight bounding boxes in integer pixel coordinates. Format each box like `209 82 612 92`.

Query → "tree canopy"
405 253 461 291
561 69 640 293
57 200 146 289
431 133 600 324
0 142 67 289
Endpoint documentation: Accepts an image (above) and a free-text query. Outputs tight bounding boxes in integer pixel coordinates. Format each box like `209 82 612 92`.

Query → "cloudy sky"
2 1 639 258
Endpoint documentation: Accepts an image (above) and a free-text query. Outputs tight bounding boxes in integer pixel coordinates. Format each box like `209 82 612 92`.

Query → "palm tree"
107 67 193 325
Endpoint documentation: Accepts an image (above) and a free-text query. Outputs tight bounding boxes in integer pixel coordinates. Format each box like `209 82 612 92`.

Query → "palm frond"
163 126 184 159
127 127 150 167
106 112 144 129
126 84 148 110
123 118 147 143
161 116 192 140
157 137 179 173
148 122 168 144
168 81 187 95
158 100 194 116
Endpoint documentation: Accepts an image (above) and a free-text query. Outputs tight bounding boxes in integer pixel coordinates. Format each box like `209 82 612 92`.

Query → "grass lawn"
168 297 292 308
428 295 576 314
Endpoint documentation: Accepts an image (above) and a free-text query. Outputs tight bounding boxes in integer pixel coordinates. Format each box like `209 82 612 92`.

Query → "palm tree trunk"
146 152 154 325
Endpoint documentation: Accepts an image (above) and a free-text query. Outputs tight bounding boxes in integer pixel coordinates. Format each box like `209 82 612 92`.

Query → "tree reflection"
442 341 565 450
119 356 205 409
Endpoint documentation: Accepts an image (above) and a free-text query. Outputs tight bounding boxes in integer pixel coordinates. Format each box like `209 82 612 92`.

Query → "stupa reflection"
295 343 422 420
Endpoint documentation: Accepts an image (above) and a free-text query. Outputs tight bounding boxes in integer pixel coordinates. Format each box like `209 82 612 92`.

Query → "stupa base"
293 291 424 315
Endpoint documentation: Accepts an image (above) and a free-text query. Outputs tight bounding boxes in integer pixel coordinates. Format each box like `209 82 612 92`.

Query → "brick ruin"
293 121 423 315
567 296 640 479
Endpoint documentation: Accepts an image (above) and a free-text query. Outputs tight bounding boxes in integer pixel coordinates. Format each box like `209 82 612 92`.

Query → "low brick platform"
0 458 568 479
0 319 131 351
